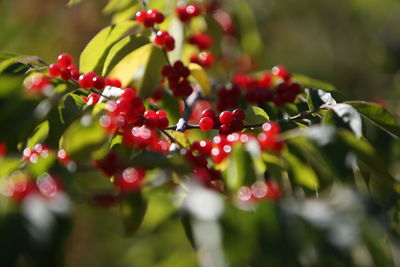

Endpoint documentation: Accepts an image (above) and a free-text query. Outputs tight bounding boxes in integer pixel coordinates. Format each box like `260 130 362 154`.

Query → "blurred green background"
1 0 400 266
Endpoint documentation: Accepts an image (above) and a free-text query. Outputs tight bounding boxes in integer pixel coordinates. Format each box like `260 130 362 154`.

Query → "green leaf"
244 107 269 124
168 18 185 63
338 130 395 182
102 35 148 76
27 121 49 148
292 73 336 91
327 104 362 138
306 88 336 110
188 63 212 97
283 151 319 190
79 21 137 73
0 157 21 177
63 117 107 159
108 44 165 98
345 101 400 138
225 144 257 191
204 15 223 58
28 152 56 177
121 192 147 236
169 131 191 149
46 94 86 147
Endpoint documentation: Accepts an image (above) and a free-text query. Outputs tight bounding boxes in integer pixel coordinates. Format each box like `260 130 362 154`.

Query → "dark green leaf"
346 101 400 138
306 88 336 110
326 104 362 138
283 151 319 189
121 192 147 235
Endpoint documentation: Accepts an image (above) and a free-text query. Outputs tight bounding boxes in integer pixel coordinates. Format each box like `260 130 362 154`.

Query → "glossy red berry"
136 10 147 23
79 72 96 89
92 76 105 90
121 88 136 100
147 9 164 24
164 35 175 51
199 117 214 131
219 111 233 125
60 69 72 80
48 63 61 77
157 117 169 129
272 65 291 82
219 124 231 135
57 53 73 68
201 108 216 119
230 118 244 132
232 108 245 120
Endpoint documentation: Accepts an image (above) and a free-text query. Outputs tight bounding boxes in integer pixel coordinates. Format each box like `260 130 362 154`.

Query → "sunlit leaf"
283 151 319 190
306 88 336 110
102 35 148 76
79 21 137 73
244 106 269 125
108 44 165 98
346 101 400 138
189 63 211 97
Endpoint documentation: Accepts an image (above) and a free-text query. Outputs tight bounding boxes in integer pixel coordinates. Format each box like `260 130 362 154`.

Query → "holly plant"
1 0 400 266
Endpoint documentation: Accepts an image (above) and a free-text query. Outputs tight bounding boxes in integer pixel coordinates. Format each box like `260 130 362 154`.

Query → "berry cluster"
24 74 52 94
48 53 79 80
216 85 241 111
161 61 193 97
233 66 302 106
181 144 222 187
23 143 75 168
2 173 62 203
190 52 214 68
237 180 282 202
257 122 284 153
176 3 201 23
136 9 165 28
94 151 146 193
188 33 213 50
199 108 245 135
154 31 175 51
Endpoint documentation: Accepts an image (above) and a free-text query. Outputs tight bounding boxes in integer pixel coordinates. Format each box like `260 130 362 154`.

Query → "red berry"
272 65 291 82
57 53 73 68
232 108 245 120
186 4 201 17
148 9 164 24
201 108 215 119
157 117 169 129
136 10 147 23
164 35 175 51
161 65 173 76
79 72 96 89
60 69 72 80
121 88 136 100
230 118 244 132
48 63 61 77
219 111 233 125
92 76 105 90
199 117 214 131
116 167 145 193
262 122 281 135
219 124 231 135
143 17 154 28
156 110 167 118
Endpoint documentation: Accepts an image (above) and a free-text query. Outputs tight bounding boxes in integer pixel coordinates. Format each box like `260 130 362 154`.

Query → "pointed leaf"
108 44 165 98
102 35 148 76
283 151 319 190
244 107 269 125
121 192 147 235
79 21 137 73
293 74 336 91
188 63 211 96
346 101 400 138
